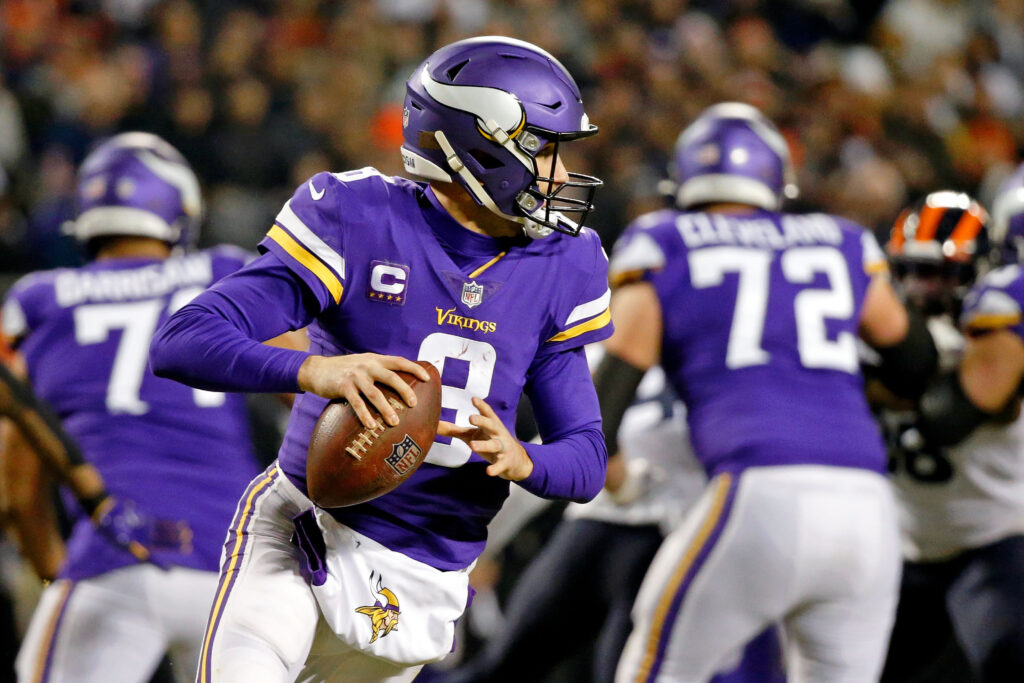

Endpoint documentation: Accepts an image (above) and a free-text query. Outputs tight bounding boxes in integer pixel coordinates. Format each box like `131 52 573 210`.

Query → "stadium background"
0 0 1022 680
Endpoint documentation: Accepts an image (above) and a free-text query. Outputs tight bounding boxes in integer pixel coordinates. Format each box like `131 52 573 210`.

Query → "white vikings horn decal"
136 150 203 218
419 66 525 135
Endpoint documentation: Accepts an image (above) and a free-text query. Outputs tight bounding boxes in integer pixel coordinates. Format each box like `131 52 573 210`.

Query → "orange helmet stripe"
888 210 909 254
914 205 944 242
950 209 984 250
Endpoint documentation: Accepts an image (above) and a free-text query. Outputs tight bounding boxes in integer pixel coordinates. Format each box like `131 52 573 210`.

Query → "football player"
1 133 286 682
881 172 1024 682
597 103 926 682
448 352 783 683
149 37 611 682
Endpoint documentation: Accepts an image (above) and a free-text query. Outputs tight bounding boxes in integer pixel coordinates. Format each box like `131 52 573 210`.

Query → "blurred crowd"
1 0 1023 273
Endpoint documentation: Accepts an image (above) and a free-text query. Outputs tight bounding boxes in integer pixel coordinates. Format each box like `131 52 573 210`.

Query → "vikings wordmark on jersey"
259 167 613 570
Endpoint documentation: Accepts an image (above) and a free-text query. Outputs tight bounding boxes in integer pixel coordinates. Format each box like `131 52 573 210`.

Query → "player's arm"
594 281 661 458
912 329 1024 447
264 328 310 408
150 253 428 427
437 346 608 500
908 273 1024 446
960 329 1024 412
859 270 938 400
0 355 161 567
1 411 65 581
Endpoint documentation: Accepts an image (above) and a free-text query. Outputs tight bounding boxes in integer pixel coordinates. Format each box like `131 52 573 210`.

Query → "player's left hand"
91 496 168 569
437 397 534 481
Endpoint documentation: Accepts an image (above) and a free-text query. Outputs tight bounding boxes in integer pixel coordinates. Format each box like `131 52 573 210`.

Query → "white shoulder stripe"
275 202 346 280
566 288 611 326
609 233 665 276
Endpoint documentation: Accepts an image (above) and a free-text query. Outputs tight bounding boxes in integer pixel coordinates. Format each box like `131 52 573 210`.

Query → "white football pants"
17 564 217 683
195 464 423 683
616 465 901 683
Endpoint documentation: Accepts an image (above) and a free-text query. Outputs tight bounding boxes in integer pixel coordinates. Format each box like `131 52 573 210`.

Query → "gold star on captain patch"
387 294 393 300
395 296 402 302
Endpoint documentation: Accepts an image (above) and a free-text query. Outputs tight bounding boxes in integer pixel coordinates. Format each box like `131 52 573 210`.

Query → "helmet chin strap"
434 130 553 240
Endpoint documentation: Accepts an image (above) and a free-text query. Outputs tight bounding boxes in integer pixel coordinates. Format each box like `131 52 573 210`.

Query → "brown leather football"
305 361 442 508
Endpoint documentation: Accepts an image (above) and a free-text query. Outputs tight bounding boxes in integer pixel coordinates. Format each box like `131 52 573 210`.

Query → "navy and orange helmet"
887 191 990 315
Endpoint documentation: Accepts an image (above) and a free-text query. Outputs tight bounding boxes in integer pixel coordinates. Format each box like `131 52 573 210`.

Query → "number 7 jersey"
609 208 888 476
1 247 262 579
259 169 612 570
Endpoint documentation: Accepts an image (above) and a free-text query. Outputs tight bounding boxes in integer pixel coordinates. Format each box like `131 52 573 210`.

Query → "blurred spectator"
0 0 1019 276
0 75 27 176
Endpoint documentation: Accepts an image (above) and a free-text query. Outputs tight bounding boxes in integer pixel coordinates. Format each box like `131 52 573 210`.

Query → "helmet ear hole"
468 149 504 170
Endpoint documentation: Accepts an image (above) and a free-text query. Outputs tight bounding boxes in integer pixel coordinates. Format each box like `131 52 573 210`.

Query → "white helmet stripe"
420 67 524 134
136 149 203 218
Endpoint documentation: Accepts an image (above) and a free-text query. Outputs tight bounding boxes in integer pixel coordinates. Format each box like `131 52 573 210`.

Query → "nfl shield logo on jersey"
461 280 484 308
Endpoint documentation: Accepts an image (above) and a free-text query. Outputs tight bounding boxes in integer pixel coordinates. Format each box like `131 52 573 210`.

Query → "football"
305 360 442 508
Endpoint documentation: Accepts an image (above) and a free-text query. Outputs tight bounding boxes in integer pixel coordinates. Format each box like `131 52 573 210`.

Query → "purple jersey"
256 168 612 569
609 208 889 476
961 264 1024 339
1 247 261 579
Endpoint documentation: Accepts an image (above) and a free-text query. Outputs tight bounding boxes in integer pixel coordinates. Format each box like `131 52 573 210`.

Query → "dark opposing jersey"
2 248 261 579
258 168 612 570
609 208 888 476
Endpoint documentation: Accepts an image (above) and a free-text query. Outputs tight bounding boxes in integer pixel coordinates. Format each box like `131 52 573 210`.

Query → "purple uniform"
265 169 611 569
154 168 613 571
961 263 1024 338
609 208 889 476
1 247 261 579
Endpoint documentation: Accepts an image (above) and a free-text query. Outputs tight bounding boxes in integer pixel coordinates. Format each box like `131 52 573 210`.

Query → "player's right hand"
606 457 665 505
91 496 166 568
297 353 431 428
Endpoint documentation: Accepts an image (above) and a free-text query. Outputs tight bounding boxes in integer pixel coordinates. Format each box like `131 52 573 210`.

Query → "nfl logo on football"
385 435 422 476
461 280 484 308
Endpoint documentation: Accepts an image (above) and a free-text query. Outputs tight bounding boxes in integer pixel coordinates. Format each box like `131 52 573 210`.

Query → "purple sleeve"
518 346 607 501
150 252 316 393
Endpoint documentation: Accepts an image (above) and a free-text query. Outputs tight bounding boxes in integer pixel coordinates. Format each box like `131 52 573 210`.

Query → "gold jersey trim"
267 225 344 304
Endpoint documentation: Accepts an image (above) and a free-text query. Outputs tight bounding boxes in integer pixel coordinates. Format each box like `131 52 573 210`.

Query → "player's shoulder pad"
609 210 675 285
202 244 257 279
823 214 889 277
541 227 613 349
559 225 606 273
961 264 1024 334
281 167 406 234
2 269 62 342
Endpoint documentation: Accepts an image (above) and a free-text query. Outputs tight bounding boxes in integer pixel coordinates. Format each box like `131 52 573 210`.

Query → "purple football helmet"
670 102 797 211
401 36 601 239
71 132 203 252
991 162 1024 264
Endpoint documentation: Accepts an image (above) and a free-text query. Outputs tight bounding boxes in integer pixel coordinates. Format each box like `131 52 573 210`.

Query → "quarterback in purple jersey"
1 133 279 682
150 37 611 682
595 103 923 682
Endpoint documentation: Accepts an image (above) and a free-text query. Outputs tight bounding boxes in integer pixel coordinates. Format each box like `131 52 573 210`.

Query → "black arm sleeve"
0 362 85 467
873 309 938 400
593 352 647 456
916 371 992 447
